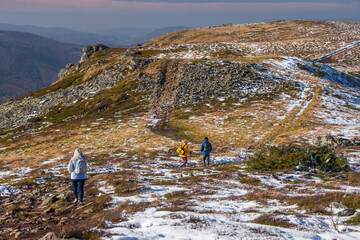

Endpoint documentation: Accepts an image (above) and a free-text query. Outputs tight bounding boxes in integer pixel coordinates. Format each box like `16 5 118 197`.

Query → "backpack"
75 158 87 175
176 144 185 155
204 141 211 152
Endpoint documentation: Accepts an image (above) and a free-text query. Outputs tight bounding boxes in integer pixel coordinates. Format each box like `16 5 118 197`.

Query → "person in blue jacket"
200 137 212 166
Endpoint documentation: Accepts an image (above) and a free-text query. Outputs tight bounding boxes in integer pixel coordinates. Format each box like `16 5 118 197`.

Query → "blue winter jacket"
200 139 212 154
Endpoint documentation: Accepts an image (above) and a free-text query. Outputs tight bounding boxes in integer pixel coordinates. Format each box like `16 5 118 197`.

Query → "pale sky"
0 0 359 32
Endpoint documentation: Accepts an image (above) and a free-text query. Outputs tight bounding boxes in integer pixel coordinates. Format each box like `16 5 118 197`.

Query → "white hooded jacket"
68 149 87 180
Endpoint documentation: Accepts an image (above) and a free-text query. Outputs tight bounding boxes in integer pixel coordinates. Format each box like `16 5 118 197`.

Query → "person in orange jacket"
180 139 191 167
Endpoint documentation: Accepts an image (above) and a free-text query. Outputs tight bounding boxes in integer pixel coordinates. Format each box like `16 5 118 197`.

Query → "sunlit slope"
0 20 359 162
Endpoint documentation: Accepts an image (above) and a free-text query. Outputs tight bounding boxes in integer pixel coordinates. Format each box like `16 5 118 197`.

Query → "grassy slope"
145 21 360 46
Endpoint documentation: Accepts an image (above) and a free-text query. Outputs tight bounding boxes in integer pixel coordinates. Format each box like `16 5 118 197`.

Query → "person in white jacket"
68 149 87 203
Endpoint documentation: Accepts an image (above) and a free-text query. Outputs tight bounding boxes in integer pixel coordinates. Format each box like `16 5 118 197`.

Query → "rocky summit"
0 20 360 239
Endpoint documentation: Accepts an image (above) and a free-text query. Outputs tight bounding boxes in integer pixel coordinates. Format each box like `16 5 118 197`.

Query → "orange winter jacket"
180 143 191 158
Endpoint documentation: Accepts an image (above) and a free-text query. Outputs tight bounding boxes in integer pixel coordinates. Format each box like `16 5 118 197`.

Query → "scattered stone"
337 208 356 217
280 179 290 184
59 217 69 225
316 135 360 147
334 174 346 179
10 230 20 238
123 48 141 57
302 173 314 178
39 232 57 240
273 210 287 215
56 192 70 201
330 202 346 209
42 207 55 214
40 195 57 208
97 60 106 66
271 174 280 180
58 63 75 78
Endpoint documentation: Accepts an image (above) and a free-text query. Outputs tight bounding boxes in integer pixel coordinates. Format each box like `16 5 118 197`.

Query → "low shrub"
346 213 360 225
253 214 296 228
246 144 350 172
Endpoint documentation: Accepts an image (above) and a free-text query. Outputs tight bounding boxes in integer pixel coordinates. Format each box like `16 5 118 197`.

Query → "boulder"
123 48 141 57
316 134 360 147
42 207 55 214
39 232 57 240
337 208 356 216
330 202 346 209
58 63 75 78
40 195 57 208
80 44 109 62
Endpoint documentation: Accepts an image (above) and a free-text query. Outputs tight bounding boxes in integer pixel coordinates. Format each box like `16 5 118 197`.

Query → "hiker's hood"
72 149 87 161
183 139 188 144
203 139 209 142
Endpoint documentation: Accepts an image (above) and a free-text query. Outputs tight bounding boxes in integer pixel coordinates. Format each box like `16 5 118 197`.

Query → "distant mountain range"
0 31 82 103
0 23 190 47
0 24 190 103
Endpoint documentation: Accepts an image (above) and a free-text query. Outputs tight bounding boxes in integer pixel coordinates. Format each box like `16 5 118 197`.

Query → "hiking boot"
73 198 78 203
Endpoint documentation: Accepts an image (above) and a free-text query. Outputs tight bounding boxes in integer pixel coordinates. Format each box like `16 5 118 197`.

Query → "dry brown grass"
242 189 286 204
284 192 360 215
145 21 359 47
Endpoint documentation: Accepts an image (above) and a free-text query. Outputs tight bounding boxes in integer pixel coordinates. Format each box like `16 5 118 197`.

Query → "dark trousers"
180 157 187 167
202 153 210 165
72 179 85 202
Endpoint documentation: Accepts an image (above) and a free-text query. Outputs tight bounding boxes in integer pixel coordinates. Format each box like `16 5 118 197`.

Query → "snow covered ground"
89 155 360 240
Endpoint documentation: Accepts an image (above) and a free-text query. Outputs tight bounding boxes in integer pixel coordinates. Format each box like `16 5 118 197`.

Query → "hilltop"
0 20 360 239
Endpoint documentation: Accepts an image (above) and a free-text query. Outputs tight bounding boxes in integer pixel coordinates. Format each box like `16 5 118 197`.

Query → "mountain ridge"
0 30 82 103
0 23 190 47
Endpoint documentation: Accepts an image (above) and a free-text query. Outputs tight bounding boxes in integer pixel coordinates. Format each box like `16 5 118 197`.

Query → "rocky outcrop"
0 58 291 130
136 60 291 108
316 134 360 147
0 58 153 129
59 44 109 78
337 208 356 217
80 44 109 62
58 63 74 78
123 48 141 57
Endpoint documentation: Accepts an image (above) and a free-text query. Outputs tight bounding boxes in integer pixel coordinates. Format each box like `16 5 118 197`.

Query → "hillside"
0 21 360 239
0 31 82 103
